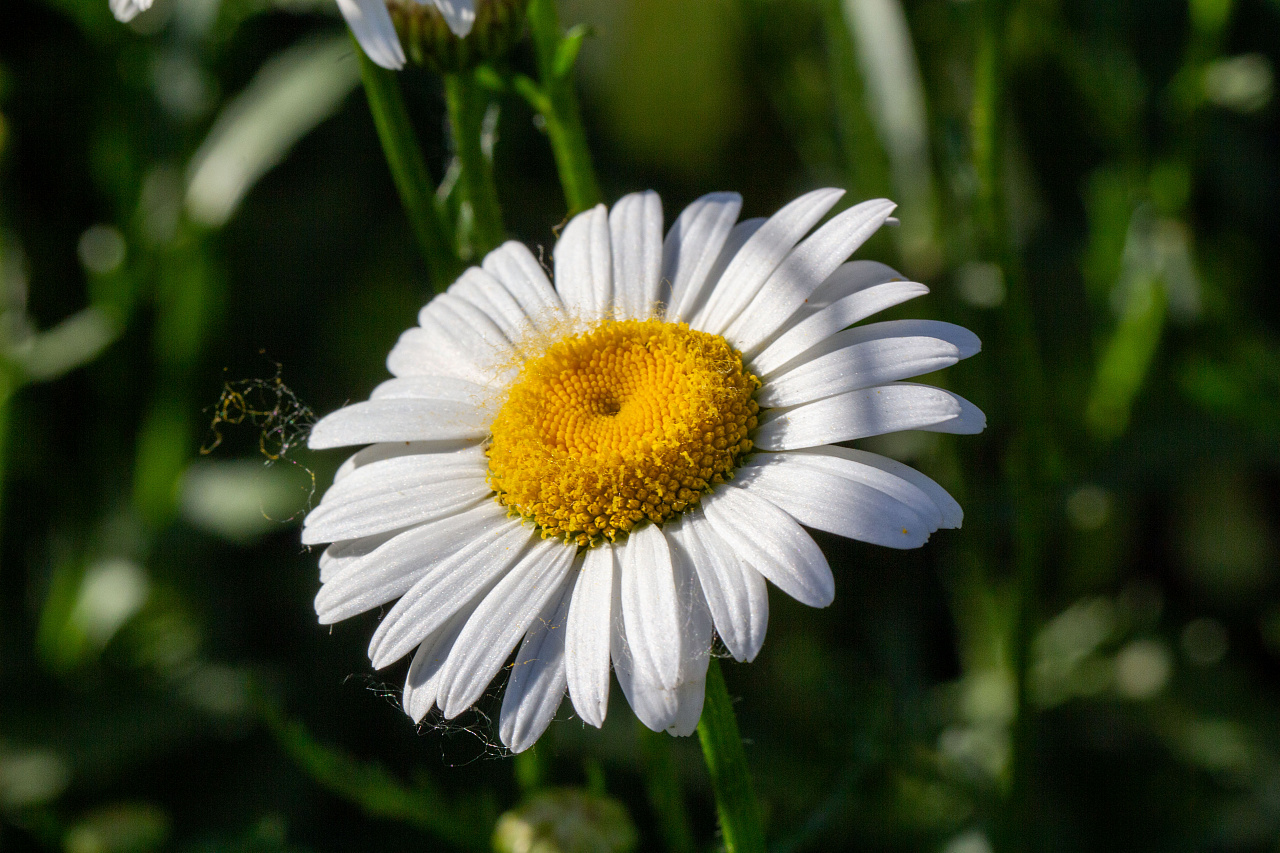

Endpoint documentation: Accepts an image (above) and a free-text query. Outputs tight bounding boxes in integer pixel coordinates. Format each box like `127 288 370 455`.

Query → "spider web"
201 360 318 516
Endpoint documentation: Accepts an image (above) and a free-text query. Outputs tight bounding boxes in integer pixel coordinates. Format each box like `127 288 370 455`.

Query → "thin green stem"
443 68 505 256
697 658 766 853
525 0 601 212
355 42 458 289
513 744 545 794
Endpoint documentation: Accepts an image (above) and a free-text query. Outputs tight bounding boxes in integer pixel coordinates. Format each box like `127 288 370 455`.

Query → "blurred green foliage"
2 0 1279 851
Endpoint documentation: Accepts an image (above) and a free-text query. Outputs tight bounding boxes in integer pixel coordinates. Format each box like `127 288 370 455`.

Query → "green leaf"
185 36 360 229
552 25 591 81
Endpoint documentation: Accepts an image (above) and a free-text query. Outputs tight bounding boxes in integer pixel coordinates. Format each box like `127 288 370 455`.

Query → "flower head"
336 0 485 71
306 189 985 752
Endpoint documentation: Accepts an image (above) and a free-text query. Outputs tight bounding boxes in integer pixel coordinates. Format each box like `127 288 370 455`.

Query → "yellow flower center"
487 318 760 546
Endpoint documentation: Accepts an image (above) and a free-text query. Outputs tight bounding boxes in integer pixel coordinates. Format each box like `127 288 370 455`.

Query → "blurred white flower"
306 189 984 752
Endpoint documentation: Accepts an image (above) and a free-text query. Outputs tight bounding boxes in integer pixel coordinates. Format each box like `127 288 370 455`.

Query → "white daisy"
110 0 153 22
337 0 475 70
305 189 985 753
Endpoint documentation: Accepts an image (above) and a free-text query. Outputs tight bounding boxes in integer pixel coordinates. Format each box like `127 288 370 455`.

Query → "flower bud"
388 0 527 74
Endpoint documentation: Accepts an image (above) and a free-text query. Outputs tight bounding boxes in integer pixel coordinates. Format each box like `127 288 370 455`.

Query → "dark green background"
2 0 1279 850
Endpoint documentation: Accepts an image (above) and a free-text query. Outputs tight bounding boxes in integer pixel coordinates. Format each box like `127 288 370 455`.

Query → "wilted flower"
306 189 984 752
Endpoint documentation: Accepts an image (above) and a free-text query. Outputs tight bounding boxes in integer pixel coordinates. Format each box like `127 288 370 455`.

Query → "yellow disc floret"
487 318 760 546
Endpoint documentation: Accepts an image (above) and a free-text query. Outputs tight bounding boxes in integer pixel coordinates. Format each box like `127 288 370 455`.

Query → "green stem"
525 0 602 212
513 744 545 794
443 68 505 257
355 41 458 289
697 658 766 853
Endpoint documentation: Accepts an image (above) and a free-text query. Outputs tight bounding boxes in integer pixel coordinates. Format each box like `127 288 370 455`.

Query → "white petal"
612 541 708 736
481 242 565 334
609 191 664 319
666 679 707 737
436 538 576 718
418 294 515 372
365 515 534 666
792 445 963 529
736 454 931 548
701 485 834 608
612 583 678 732
555 204 612 323
620 525 683 690
666 533 714 707
667 512 768 663
670 541 714 684
724 199 897 353
565 547 616 728
386 326 492 384
757 320 981 407
448 267 538 343
663 192 742 322
334 439 482 482
302 451 490 544
693 188 845 336
808 259 909 304
403 609 470 722
687 217 764 328
431 0 475 37
754 383 986 451
319 529 400 583
752 280 930 375
369 375 501 413
614 660 678 732
307 398 489 448
499 576 574 753
336 0 405 70
315 501 511 624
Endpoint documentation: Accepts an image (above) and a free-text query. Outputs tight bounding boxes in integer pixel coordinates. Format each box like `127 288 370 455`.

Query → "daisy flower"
337 0 475 70
305 189 984 752
110 0 153 22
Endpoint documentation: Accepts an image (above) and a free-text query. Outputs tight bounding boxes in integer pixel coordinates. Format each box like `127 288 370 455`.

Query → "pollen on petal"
487 319 759 546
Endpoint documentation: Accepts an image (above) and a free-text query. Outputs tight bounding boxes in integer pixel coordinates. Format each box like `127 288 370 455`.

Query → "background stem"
355 42 458 288
697 658 766 853
443 69 505 256
526 0 602 212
